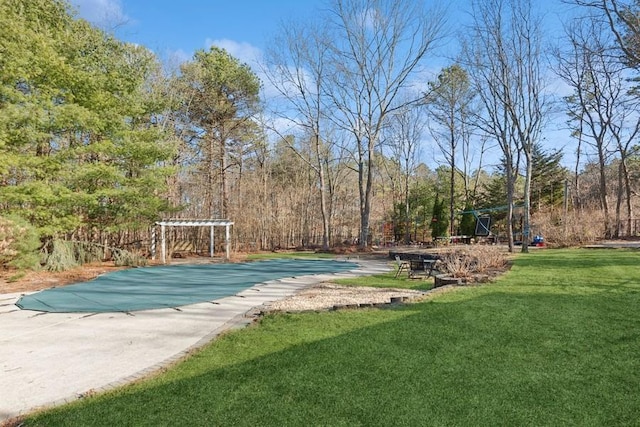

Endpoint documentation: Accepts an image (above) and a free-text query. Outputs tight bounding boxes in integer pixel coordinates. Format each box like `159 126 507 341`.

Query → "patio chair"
394 255 410 278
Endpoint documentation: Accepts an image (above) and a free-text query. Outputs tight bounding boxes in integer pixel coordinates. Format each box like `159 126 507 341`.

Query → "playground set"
380 204 545 247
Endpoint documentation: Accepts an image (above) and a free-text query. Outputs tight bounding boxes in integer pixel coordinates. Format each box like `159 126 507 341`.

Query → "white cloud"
203 38 284 100
205 38 263 67
268 116 304 138
70 0 130 29
546 76 574 99
158 49 191 72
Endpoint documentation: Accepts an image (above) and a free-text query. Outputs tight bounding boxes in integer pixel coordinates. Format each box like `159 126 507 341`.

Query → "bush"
43 239 79 272
0 215 41 270
438 246 508 278
472 245 508 272
439 250 475 278
112 248 147 267
532 209 605 247
75 242 106 264
43 239 147 271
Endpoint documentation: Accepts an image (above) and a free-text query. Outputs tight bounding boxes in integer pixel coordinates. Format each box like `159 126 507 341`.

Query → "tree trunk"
623 159 633 237
315 134 331 251
220 137 228 219
360 150 374 249
521 151 532 253
359 141 374 249
506 154 515 253
449 136 455 237
615 161 623 238
208 133 216 218
598 147 611 238
404 168 411 244
318 162 330 250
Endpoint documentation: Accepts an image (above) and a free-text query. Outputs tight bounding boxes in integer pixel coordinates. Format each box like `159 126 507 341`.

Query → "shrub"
112 248 147 267
531 209 609 247
438 246 508 278
0 215 41 270
43 239 147 271
75 242 106 264
439 251 476 278
43 239 79 272
459 203 476 236
472 245 508 272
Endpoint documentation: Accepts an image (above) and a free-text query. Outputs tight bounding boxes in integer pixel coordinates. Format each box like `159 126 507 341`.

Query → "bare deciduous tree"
382 99 426 244
323 0 446 248
463 0 548 252
263 20 335 250
571 0 640 68
555 16 637 237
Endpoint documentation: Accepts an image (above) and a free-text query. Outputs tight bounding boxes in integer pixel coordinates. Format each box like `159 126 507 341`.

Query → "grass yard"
333 269 431 290
23 249 640 426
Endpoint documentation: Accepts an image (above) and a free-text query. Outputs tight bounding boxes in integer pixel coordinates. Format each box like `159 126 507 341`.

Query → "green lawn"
332 268 433 290
24 249 640 426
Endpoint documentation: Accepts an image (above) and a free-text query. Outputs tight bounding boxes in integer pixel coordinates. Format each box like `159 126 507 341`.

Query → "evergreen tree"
430 195 449 238
390 180 437 243
178 47 261 218
0 0 176 239
459 202 476 236
531 143 567 211
477 172 508 218
426 64 476 236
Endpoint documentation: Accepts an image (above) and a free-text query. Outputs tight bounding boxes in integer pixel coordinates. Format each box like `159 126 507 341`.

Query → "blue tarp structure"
16 259 358 313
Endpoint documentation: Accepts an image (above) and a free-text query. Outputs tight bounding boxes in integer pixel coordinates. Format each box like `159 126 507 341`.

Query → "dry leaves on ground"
0 263 126 294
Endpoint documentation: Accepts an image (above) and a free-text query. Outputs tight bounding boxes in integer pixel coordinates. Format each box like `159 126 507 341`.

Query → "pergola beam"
152 219 234 264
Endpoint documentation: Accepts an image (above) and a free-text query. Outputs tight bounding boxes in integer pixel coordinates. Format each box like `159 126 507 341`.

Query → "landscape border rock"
262 283 425 313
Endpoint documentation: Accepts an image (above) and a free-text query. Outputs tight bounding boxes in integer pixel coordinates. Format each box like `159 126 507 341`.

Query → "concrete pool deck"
0 258 391 422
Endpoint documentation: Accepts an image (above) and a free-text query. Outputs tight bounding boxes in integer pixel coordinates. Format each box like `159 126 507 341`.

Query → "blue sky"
69 0 572 61
69 0 578 169
68 0 574 105
70 0 327 66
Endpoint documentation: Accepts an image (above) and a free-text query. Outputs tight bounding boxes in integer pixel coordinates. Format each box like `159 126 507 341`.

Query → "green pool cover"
16 259 358 313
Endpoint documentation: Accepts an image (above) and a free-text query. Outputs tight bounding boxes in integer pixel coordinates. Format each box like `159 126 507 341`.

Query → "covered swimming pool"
16 259 358 313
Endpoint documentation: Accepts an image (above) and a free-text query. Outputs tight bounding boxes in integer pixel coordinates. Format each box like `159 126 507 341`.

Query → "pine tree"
430 195 449 239
531 144 567 211
0 0 176 239
459 203 476 236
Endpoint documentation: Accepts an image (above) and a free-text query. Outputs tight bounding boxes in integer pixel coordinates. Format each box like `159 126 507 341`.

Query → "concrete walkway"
0 259 390 422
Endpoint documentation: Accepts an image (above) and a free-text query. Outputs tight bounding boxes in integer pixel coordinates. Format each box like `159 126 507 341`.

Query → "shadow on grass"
27 283 640 427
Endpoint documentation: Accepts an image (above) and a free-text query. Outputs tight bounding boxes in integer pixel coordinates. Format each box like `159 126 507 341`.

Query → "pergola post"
151 226 156 260
210 225 214 258
225 223 231 260
161 224 166 264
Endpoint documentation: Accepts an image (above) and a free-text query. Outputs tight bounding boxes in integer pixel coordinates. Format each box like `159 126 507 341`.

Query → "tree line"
1 0 639 270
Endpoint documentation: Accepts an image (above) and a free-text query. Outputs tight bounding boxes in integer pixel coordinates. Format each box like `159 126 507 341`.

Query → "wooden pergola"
152 219 234 264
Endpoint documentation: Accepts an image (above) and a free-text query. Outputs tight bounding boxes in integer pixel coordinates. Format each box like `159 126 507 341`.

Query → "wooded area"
1 0 640 270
